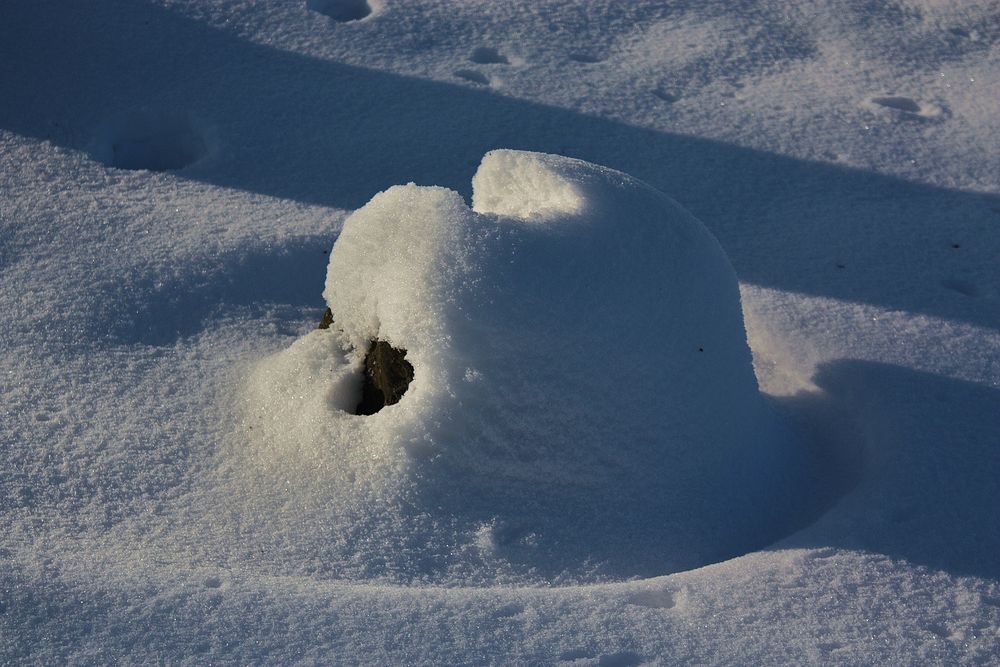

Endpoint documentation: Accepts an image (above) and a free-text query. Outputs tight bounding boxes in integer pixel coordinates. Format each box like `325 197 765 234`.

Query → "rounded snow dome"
238 150 810 584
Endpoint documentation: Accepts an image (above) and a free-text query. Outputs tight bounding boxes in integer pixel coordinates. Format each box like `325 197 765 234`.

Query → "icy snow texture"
3 0 1000 663
243 150 810 582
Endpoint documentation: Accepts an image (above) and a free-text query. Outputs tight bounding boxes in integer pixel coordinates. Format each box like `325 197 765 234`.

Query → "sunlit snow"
2 0 999 664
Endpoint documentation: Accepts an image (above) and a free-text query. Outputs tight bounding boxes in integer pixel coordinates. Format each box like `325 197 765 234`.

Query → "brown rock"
317 307 334 330
355 340 414 415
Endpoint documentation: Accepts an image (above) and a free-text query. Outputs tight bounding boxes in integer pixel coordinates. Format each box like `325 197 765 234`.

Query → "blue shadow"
1 0 998 334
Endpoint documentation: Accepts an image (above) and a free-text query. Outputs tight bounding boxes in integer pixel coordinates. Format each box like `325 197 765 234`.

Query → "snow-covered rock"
242 150 810 583
6 1 1000 661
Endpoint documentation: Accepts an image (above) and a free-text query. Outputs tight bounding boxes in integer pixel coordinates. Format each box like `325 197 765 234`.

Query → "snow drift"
239 150 810 583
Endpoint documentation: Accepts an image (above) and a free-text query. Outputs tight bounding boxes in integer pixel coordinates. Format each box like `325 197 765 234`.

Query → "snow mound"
237 150 812 584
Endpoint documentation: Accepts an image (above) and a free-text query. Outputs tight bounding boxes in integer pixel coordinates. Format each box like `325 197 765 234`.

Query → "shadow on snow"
1 0 998 334
2 1 999 582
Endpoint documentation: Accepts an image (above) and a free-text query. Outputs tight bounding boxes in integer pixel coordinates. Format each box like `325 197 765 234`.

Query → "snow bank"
239 150 809 583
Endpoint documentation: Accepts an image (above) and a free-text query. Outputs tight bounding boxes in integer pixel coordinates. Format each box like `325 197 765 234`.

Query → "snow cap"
245 150 804 582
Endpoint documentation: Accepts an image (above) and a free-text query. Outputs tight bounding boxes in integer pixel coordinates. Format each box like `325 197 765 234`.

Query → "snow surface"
243 149 817 584
2 0 1000 664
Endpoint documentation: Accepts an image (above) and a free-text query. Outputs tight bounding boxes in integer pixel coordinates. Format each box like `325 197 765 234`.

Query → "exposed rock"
317 307 334 330
355 340 413 415
316 309 412 414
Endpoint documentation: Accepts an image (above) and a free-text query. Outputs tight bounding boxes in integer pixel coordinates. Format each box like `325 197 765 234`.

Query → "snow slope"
1 0 999 664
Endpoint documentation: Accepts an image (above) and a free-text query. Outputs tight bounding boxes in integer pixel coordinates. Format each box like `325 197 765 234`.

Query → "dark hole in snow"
871 96 921 113
653 89 680 103
469 47 509 65
307 0 371 22
355 340 414 415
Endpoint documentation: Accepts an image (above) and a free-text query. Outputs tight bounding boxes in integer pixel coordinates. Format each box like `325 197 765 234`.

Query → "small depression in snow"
454 69 490 86
871 96 921 113
92 110 207 171
863 95 947 120
307 0 375 23
470 47 509 65
568 52 605 63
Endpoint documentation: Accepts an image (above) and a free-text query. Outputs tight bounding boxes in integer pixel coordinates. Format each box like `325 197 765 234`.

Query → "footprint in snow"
559 648 595 662
454 69 490 86
864 95 946 120
569 52 605 63
597 652 643 667
470 46 509 65
91 110 207 172
307 0 376 23
653 88 680 103
941 278 979 298
872 96 921 113
492 603 524 618
946 27 985 42
925 623 957 640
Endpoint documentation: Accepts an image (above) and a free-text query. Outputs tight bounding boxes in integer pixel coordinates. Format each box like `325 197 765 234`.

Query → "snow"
90 109 210 172
241 150 815 584
2 0 1000 664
